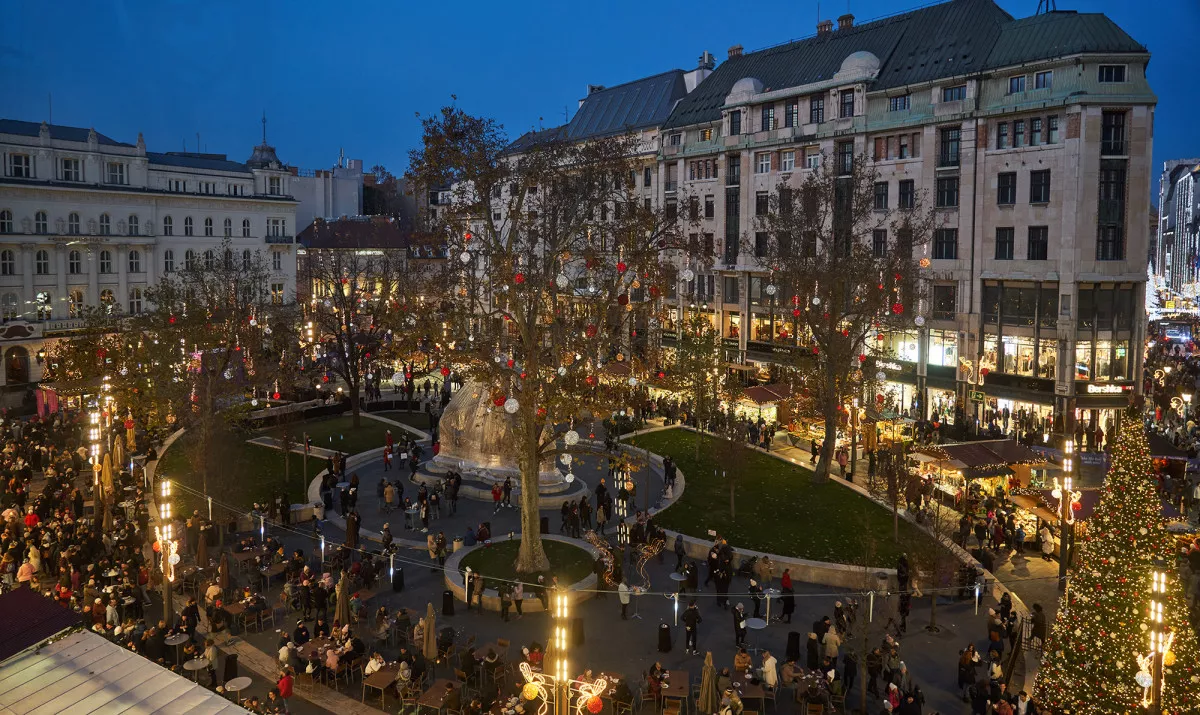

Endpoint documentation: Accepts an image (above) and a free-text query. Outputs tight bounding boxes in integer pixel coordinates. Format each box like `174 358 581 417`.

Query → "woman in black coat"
805 632 820 670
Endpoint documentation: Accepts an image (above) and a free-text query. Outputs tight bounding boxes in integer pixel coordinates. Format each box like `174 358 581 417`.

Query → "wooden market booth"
909 439 1048 513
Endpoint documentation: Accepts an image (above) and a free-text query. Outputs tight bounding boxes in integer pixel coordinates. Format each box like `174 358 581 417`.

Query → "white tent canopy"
0 630 249 715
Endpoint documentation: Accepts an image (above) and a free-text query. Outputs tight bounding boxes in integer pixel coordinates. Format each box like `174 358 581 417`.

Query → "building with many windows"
0 119 298 389
1155 159 1200 297
658 0 1153 436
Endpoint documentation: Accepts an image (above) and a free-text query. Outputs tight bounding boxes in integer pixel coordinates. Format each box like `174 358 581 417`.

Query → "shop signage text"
1085 383 1133 394
877 361 903 371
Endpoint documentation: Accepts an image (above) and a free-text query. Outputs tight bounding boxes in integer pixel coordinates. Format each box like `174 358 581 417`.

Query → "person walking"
512 581 524 618
732 603 748 647
502 477 513 508
674 538 687 572
618 579 631 620
383 480 396 513
1039 525 1054 562
498 583 512 622
682 599 702 655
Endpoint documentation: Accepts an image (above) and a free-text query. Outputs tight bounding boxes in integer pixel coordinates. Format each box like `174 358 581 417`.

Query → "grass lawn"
262 414 388 456
627 428 931 567
459 539 593 585
372 411 432 430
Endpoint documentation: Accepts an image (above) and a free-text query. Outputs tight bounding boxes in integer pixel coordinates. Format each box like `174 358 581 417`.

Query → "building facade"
1155 159 1200 297
290 153 365 233
658 0 1154 436
0 119 298 388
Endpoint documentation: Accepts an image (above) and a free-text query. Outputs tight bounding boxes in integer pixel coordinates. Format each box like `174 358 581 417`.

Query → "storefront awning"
742 383 792 405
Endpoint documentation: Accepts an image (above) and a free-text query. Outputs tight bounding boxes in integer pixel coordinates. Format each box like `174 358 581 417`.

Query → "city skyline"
3 0 1197 197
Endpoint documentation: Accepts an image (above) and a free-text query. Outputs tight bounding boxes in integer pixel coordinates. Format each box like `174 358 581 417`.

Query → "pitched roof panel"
0 588 83 662
985 11 1146 69
0 118 133 147
565 70 689 142
146 151 253 174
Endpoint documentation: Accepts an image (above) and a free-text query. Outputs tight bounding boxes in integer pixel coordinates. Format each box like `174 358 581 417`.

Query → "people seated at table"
524 643 544 667
463 697 484 715
779 657 801 686
719 689 744 715
760 650 778 688
460 647 479 681
612 678 633 706
393 661 413 691
802 681 832 710
442 681 462 712
733 647 752 673
365 652 386 676
324 644 340 675
314 617 330 639
292 620 311 646
716 667 732 694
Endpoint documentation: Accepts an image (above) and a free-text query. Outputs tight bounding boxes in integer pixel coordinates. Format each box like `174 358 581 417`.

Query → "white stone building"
289 152 365 233
0 119 298 388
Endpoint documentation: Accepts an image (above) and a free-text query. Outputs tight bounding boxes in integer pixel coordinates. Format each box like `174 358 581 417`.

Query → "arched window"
242 219 251 238
224 249 233 269
128 250 141 273
163 215 174 236
224 218 232 237
68 213 80 235
184 250 195 270
128 287 143 315
1 293 19 321
204 217 213 237
242 249 252 270
68 250 81 275
163 249 175 273
184 216 193 236
204 250 215 270
128 214 139 236
99 213 111 235
99 250 112 274
99 289 115 310
34 211 47 234
0 210 12 234
35 250 49 275
35 291 51 321
69 289 83 318
0 250 14 276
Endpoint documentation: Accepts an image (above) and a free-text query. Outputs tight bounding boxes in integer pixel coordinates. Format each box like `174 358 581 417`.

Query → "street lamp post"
1056 440 1076 590
1139 565 1173 714
850 397 859 477
157 479 177 620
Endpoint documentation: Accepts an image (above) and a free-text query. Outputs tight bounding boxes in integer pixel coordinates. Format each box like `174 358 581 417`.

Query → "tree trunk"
816 406 837 483
729 477 735 521
349 385 361 427
515 422 549 573
928 590 939 631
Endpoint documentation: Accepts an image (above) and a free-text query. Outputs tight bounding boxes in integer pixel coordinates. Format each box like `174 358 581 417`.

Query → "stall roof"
0 588 82 662
742 383 791 405
939 439 1045 468
1148 432 1190 459
0 629 249 714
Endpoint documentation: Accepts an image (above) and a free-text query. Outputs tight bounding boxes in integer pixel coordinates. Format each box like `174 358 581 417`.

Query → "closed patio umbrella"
218 552 230 591
698 652 718 715
335 571 353 627
196 528 209 569
422 602 437 661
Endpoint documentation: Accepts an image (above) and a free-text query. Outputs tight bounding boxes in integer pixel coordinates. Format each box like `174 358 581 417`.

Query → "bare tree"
406 107 680 572
756 154 936 482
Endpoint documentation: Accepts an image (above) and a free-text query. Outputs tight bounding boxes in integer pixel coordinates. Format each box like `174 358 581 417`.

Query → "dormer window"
942 85 967 102
268 176 282 195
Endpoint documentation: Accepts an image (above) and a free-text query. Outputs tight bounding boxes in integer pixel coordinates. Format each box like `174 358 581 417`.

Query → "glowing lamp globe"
522 683 540 700
588 696 603 714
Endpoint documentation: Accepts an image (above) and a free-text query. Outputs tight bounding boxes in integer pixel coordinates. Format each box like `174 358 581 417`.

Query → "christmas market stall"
734 383 792 423
909 439 1048 512
864 408 914 452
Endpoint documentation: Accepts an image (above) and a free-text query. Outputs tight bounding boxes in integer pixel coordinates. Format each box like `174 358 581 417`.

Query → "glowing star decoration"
504 398 520 414
564 430 580 446
919 257 931 268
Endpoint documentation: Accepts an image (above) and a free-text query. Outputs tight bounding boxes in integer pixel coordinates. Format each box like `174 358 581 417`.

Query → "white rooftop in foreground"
0 630 249 715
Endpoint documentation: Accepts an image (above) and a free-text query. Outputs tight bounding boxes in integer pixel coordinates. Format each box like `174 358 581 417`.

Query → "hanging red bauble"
631 330 638 337
585 376 596 386
97 348 107 358
123 419 135 430
494 396 506 407
506 359 514 368
858 354 867 362
792 308 801 317
876 394 885 403
464 231 473 242
537 407 547 418
514 272 525 284
812 347 819 354
586 258 595 269
273 391 281 400
585 324 597 337
618 294 629 306
1072 501 1081 511
441 366 451 376
779 329 788 338
894 273 902 280
656 371 666 379
980 368 989 377
841 329 849 337
588 696 603 714
589 432 595 439
932 421 940 428
520 372 527 379
876 334 884 341
169 315 176 324
616 261 628 274
891 302 904 314
649 286 660 298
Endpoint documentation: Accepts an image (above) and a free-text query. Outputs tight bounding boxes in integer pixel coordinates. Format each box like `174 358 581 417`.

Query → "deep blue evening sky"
2 0 1197 197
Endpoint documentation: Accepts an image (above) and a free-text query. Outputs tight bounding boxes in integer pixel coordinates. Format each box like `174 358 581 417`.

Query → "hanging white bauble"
407 315 416 326
556 274 569 289
249 318 258 326
558 366 567 376
251 399 259 407
168 553 181 565
1073 629 1082 637
323 299 332 308
560 453 573 465
876 371 887 382
1052 488 1062 500
468 334 475 342
1135 670 1153 689
1139 527 1148 535
223 369 233 379
565 472 575 483
628 377 639 387
682 269 695 281
914 316 925 327
765 284 777 296
460 251 472 264
494 355 503 363
504 398 519 414
812 296 821 305
119 367 128 376
264 326 272 335
564 430 580 446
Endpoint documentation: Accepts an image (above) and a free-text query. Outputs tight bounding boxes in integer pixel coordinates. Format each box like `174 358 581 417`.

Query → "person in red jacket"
277 667 294 705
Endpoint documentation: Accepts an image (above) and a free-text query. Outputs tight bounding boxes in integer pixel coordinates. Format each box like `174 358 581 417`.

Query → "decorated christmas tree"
1034 415 1200 713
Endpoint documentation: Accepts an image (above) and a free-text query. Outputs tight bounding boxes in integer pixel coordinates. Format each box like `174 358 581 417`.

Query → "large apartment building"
658 0 1154 436
0 119 299 389
1155 159 1200 297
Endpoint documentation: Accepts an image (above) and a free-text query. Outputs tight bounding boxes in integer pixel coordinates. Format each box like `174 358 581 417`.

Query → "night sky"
2 0 1196 196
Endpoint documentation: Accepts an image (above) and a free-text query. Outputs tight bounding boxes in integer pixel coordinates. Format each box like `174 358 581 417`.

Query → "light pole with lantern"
156 479 178 619
1137 563 1174 715
1054 440 1080 590
520 592 607 715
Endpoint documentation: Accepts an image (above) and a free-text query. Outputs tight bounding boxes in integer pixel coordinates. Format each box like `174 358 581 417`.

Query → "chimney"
587 84 606 96
817 19 834 35
837 13 854 30
685 51 716 93
698 50 715 71
727 44 743 59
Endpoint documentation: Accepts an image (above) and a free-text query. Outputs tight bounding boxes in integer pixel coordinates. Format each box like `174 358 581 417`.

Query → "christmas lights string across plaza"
167 479 1070 601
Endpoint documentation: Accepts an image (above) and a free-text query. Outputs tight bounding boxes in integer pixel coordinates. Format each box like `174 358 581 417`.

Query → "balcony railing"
265 234 295 244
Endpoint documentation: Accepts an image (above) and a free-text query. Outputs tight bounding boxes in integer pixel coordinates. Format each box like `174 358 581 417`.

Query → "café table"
224 675 252 703
362 663 401 707
660 670 690 712
298 636 334 661
259 562 287 591
164 632 191 664
744 618 768 654
183 657 209 682
417 678 460 713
